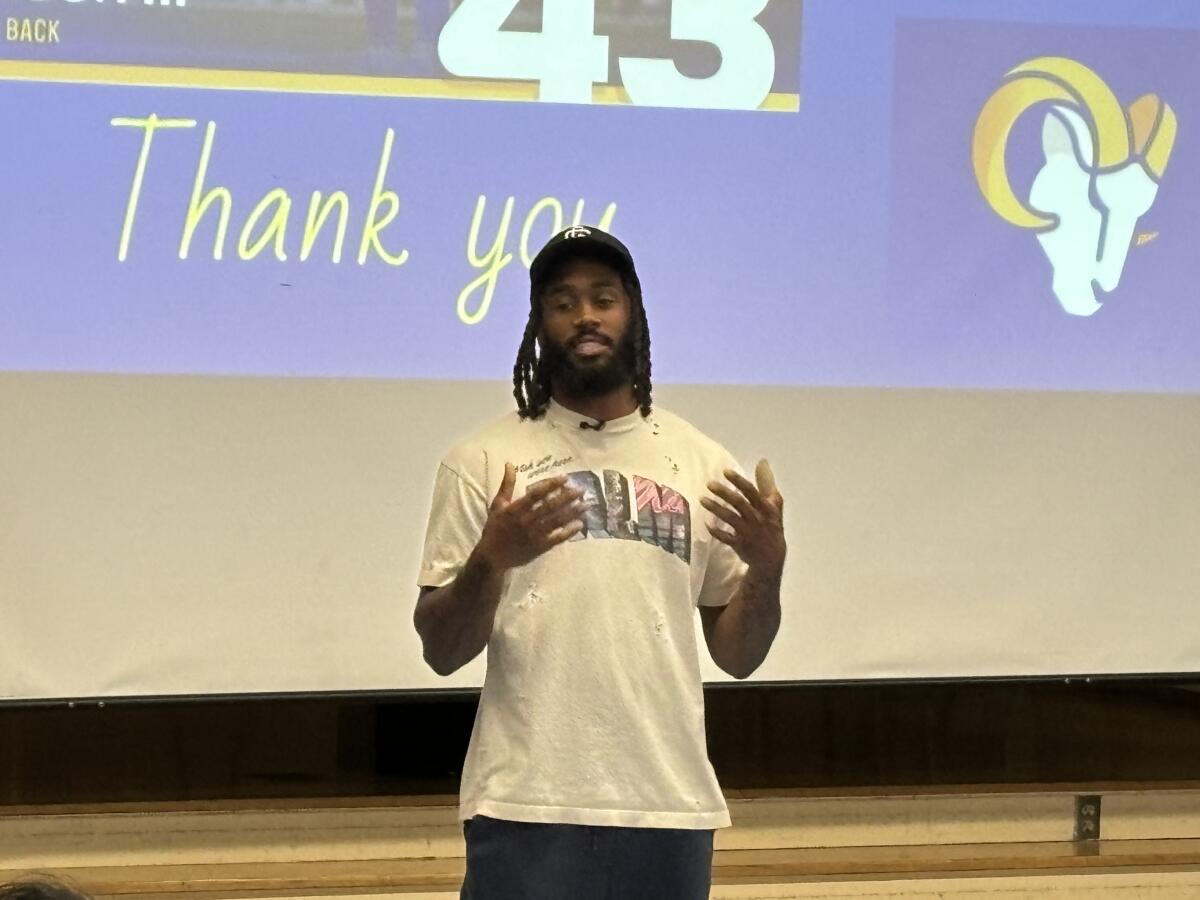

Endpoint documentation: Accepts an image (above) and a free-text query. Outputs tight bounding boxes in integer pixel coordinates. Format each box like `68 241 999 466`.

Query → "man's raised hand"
701 459 786 574
475 463 586 573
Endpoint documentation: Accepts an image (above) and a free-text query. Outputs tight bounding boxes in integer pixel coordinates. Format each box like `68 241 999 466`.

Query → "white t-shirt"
418 399 747 829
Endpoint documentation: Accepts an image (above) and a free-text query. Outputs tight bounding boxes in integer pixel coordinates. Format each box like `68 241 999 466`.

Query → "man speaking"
414 227 787 899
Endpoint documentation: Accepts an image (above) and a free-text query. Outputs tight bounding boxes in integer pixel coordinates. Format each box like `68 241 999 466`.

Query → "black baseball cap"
529 226 638 293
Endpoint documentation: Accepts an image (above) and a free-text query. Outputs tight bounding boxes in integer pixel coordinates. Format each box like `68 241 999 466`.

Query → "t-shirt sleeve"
696 455 750 608
697 536 747 608
417 456 490 589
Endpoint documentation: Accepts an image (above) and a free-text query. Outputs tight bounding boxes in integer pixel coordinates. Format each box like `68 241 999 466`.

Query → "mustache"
570 331 612 349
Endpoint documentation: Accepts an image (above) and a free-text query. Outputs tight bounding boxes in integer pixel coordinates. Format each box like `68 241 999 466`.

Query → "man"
414 226 786 899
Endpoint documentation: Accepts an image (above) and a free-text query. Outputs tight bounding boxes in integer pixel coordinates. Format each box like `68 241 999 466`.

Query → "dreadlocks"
513 267 652 421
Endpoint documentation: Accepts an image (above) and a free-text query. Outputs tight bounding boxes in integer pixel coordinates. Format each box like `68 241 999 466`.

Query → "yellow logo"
972 57 1177 315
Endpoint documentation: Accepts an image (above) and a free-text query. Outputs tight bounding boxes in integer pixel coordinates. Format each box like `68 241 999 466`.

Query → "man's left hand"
701 461 786 574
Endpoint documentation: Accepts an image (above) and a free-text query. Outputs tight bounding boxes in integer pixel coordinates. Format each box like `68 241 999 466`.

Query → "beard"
539 326 637 397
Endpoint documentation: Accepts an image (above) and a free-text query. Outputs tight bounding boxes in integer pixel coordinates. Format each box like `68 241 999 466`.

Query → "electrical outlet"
1074 794 1102 842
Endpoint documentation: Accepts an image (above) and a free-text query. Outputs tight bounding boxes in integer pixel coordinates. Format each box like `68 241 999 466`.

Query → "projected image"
0 1 804 385
884 16 1199 393
972 57 1177 317
1 0 802 110
3 0 1200 702
4 3 1200 392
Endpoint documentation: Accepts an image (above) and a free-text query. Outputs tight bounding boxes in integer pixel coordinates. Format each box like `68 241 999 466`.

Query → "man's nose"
574 302 601 327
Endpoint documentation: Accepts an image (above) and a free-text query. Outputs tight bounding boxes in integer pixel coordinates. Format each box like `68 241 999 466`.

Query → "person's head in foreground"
0 877 92 900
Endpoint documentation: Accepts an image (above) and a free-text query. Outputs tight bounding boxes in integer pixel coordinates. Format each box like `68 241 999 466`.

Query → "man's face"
537 256 636 396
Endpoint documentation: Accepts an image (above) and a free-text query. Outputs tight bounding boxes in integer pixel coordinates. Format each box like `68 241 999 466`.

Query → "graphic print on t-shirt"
536 470 691 563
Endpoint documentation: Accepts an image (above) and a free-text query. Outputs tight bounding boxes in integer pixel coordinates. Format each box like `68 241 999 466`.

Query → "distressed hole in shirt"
654 615 666 637
514 585 545 611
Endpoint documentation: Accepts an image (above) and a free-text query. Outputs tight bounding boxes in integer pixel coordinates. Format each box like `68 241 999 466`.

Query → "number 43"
438 0 776 110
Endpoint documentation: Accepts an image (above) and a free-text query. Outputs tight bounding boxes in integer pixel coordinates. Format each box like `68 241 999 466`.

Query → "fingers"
542 519 585 548
755 459 777 496
701 464 786 564
539 493 588 530
716 468 783 518
483 471 590 569
723 470 764 507
506 474 586 531
700 495 744 530
508 474 572 513
755 459 784 514
705 522 737 548
493 462 516 507
707 478 758 522
528 484 585 524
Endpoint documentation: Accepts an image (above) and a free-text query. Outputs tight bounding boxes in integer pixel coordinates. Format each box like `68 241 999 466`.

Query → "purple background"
2 0 1199 391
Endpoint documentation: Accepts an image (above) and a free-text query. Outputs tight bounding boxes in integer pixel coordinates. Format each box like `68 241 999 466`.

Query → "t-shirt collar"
544 398 645 435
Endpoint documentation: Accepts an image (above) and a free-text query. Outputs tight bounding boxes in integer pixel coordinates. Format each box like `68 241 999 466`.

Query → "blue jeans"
460 815 714 900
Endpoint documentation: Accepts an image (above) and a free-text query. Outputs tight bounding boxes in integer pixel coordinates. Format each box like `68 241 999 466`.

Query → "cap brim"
530 237 633 288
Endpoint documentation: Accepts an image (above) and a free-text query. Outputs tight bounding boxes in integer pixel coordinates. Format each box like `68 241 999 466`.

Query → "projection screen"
2 0 1198 700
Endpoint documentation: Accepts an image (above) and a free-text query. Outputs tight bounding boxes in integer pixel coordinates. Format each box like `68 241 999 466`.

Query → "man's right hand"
474 463 585 573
